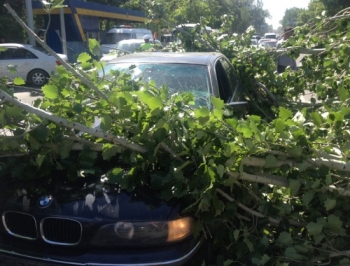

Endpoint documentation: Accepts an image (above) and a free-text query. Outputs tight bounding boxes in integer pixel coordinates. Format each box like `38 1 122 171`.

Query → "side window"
0 49 11 60
12 48 27 59
215 57 240 102
0 48 38 60
215 59 232 102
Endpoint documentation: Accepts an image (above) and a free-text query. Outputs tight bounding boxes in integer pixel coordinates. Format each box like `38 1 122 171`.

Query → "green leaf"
277 231 292 246
102 143 119 160
13 77 26 85
194 107 210 125
324 198 336 211
223 260 234 266
212 197 225 216
339 87 349 101
302 190 315 206
101 115 113 131
77 52 92 63
265 154 277 168
6 106 23 119
136 91 163 111
234 229 240 242
217 164 225 178
60 140 73 159
198 192 211 212
310 112 323 127
42 84 58 99
244 237 254 252
339 258 350 265
284 247 305 260
107 167 125 184
88 38 101 58
306 222 323 236
288 146 302 157
275 118 285 133
261 254 270 265
278 107 293 120
36 154 45 167
211 96 225 110
327 214 346 235
289 179 301 196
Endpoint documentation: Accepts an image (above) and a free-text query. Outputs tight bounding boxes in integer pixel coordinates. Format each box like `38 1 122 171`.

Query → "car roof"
106 52 223 65
0 43 33 48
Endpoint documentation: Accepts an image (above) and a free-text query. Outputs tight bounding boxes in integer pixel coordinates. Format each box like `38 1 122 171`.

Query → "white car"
0 43 68 87
100 39 163 62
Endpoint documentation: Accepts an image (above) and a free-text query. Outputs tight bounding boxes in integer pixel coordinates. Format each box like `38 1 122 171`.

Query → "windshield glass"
101 33 132 44
103 63 211 106
116 42 141 53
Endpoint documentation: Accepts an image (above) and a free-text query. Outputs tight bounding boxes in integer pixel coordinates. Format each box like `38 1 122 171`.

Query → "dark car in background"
0 52 247 266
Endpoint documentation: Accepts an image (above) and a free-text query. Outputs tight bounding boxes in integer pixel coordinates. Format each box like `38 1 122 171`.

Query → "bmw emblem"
38 195 53 208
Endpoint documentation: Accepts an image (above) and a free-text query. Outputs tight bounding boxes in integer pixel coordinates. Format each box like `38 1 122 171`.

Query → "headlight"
91 217 193 246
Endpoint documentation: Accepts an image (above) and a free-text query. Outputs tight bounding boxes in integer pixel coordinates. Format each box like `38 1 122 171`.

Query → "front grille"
40 217 82 245
2 211 38 240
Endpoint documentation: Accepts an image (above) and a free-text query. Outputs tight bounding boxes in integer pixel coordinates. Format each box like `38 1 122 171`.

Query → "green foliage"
2 7 350 266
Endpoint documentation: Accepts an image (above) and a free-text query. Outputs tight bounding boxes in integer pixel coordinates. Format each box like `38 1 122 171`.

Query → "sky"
262 0 311 29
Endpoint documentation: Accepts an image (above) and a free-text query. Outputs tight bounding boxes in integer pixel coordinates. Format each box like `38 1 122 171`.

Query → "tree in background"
298 0 326 26
318 0 350 15
0 0 25 42
280 7 305 28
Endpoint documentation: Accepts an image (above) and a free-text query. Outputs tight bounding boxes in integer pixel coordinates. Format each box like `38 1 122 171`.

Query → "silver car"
102 52 245 109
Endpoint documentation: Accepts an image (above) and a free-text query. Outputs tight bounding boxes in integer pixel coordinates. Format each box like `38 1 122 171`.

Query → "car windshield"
101 33 132 44
116 42 141 53
262 41 277 47
103 63 211 104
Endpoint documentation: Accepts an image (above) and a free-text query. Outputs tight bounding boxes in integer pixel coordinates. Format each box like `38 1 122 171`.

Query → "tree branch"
0 90 147 153
216 188 306 227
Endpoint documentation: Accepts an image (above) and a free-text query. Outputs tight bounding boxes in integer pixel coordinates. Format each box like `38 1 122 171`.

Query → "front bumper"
0 236 207 266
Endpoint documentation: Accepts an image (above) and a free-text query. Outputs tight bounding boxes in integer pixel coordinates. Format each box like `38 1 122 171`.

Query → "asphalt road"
13 85 43 104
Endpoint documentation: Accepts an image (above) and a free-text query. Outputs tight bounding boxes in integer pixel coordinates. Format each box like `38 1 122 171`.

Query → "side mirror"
224 101 248 117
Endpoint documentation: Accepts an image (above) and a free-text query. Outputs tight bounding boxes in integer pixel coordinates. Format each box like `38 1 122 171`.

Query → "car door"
0 48 11 80
0 47 37 82
215 56 241 103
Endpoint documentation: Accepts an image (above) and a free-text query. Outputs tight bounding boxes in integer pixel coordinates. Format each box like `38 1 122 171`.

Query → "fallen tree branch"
241 156 350 173
0 90 147 153
216 188 305 227
227 171 289 187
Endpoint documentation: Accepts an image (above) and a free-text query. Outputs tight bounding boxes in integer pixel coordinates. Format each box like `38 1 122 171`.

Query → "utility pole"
25 0 36 45
60 7 68 55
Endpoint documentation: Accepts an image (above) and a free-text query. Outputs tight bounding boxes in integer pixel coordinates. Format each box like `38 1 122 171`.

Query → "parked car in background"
251 39 259 47
102 52 246 110
100 39 163 62
0 52 247 266
259 39 277 48
100 25 152 55
264 32 277 39
0 43 68 87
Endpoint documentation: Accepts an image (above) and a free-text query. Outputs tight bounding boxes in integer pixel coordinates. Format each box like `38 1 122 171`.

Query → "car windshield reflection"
103 63 211 107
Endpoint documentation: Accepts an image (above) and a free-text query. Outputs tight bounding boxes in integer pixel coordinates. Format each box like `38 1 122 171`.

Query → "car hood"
0 176 179 222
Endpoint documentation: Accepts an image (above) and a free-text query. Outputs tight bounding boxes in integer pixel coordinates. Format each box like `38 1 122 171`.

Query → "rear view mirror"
224 101 248 117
